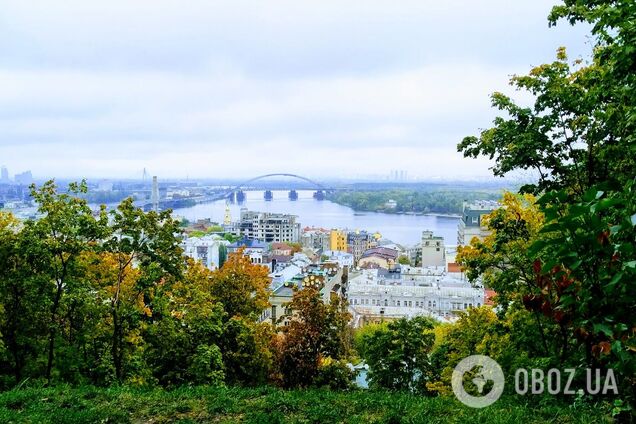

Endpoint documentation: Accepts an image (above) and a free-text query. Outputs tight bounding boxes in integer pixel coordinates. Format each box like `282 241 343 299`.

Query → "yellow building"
329 229 348 252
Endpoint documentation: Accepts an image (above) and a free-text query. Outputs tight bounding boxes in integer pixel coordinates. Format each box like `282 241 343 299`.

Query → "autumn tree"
100 197 184 382
274 288 351 388
209 250 270 321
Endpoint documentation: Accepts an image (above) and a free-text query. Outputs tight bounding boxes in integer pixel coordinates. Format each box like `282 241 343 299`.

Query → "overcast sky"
0 0 590 180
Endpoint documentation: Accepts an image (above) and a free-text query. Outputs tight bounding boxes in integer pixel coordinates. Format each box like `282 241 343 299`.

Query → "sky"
0 0 591 181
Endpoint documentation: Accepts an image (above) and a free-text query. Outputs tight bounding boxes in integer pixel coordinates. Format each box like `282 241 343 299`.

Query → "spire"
223 202 232 225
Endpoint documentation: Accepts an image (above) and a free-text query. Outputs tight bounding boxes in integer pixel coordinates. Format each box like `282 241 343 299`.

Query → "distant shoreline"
334 204 462 218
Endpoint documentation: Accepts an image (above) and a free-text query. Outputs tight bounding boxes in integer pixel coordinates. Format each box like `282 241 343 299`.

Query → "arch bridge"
214 173 334 202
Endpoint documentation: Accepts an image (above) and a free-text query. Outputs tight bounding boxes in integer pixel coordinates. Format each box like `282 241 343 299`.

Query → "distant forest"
326 189 502 214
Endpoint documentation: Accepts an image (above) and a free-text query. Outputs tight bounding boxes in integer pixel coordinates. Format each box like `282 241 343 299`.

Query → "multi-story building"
182 234 229 270
1 166 9 183
421 230 445 267
238 208 300 243
348 267 484 327
261 263 344 327
227 237 268 264
457 200 500 245
329 229 348 252
300 227 330 252
347 230 373 263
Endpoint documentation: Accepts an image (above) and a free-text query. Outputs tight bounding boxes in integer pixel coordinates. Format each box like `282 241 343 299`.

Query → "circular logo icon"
452 355 505 408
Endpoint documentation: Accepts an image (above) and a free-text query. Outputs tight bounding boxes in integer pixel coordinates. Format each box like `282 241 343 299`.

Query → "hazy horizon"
1 0 590 180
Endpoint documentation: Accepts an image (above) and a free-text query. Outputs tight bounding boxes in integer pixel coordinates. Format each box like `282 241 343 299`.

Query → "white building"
239 209 301 243
348 267 484 326
421 230 445 267
227 238 268 264
182 234 229 270
323 250 354 267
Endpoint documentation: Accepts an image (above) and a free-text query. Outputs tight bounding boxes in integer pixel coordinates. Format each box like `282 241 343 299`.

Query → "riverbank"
0 385 611 423
325 189 500 217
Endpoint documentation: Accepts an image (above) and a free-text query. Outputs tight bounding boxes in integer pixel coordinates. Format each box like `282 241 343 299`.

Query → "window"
472 216 478 223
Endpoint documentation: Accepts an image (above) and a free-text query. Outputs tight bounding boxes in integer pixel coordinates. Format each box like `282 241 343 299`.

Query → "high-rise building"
14 171 33 185
239 209 300 243
1 166 9 183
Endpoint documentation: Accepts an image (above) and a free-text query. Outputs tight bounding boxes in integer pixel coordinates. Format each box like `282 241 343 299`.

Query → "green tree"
101 197 184 382
27 181 107 384
219 317 274 386
457 1 636 408
144 260 226 387
359 316 435 393
0 212 47 387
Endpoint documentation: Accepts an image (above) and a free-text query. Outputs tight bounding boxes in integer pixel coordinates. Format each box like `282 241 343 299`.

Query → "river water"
172 190 460 247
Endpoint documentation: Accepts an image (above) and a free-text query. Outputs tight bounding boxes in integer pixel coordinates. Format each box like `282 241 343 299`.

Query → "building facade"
239 209 301 243
358 246 399 269
457 200 499 245
421 230 445 267
348 267 484 326
182 235 229 270
329 229 348 252
347 231 374 263
300 227 330 252
227 238 268 264
323 250 354 267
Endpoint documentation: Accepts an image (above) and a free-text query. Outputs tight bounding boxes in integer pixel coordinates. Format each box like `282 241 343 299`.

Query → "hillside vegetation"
0 386 611 424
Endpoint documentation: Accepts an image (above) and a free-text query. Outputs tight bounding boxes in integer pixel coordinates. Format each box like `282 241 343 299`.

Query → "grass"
0 385 613 423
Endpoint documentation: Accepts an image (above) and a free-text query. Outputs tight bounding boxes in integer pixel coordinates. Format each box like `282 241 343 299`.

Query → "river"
172 190 460 247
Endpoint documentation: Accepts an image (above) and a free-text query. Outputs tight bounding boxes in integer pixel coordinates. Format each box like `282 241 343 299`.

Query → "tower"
151 176 159 212
223 202 232 226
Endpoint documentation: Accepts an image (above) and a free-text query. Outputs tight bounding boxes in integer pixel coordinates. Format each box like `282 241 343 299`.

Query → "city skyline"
1 0 590 180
